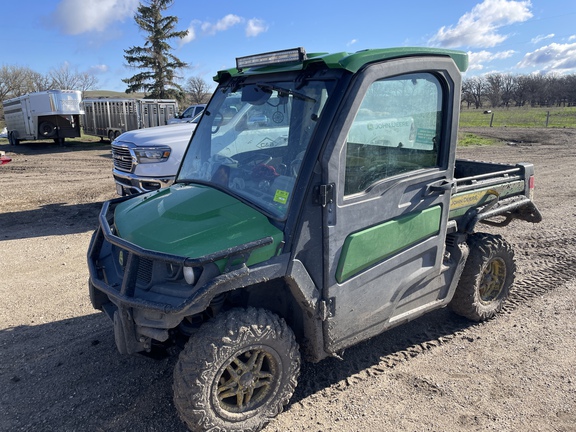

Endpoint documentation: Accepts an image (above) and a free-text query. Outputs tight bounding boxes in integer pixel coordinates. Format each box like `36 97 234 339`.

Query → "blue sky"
3 0 576 92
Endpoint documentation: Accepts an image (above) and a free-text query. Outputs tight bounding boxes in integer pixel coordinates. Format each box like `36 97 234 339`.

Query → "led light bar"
236 47 307 71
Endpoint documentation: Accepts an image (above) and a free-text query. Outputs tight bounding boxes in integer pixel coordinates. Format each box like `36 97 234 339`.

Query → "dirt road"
0 128 575 432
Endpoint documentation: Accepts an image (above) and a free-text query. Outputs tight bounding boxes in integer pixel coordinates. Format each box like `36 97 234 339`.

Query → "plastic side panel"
449 180 525 219
335 205 441 282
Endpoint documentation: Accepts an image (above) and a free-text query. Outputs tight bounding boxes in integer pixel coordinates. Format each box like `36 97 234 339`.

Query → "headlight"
183 266 202 285
133 147 171 164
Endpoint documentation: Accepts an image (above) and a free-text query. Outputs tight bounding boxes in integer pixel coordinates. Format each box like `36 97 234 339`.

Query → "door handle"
425 179 454 195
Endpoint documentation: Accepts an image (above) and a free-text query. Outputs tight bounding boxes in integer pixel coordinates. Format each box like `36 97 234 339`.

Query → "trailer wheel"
449 233 515 322
108 131 115 143
173 307 300 432
38 121 57 138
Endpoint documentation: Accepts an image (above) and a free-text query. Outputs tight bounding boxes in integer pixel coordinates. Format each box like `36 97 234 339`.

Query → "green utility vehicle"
88 47 542 431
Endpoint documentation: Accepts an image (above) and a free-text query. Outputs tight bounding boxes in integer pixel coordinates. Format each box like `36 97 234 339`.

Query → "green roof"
214 47 468 82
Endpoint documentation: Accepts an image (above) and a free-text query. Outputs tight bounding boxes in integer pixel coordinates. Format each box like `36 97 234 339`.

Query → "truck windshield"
177 78 334 219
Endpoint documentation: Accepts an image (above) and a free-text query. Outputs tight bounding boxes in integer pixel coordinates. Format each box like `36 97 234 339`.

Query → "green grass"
460 106 576 128
457 132 500 147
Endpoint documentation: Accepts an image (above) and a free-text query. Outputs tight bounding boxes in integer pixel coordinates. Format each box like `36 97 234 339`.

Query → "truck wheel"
173 307 300 432
449 233 516 322
38 121 57 138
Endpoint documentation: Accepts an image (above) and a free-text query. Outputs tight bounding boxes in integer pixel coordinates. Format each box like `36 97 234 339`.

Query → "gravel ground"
0 128 575 432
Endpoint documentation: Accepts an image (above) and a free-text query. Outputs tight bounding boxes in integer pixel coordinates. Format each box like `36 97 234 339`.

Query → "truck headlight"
133 147 171 164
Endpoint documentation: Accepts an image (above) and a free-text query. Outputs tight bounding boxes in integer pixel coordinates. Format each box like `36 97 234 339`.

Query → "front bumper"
87 197 274 354
113 170 175 196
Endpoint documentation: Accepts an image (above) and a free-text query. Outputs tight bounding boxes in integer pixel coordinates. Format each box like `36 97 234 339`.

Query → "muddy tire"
173 307 300 432
449 233 516 322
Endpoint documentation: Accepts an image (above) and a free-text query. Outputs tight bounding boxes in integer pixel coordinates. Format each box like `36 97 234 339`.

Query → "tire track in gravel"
292 224 576 403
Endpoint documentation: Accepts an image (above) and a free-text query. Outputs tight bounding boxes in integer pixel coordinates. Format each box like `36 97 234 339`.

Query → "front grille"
137 258 154 285
112 145 134 172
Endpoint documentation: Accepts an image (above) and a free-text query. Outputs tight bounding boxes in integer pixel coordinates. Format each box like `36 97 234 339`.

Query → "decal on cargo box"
450 189 499 210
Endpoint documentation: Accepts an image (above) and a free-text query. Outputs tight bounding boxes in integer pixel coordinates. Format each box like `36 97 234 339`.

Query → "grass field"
460 106 576 128
1 106 574 148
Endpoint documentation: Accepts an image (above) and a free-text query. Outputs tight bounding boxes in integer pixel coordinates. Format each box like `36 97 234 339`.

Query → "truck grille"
112 145 134 172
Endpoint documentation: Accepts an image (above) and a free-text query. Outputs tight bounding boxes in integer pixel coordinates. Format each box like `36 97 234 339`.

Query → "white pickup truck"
111 99 290 196
112 121 198 195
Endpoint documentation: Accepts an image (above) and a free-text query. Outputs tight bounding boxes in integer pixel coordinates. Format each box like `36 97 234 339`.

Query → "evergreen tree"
122 0 188 99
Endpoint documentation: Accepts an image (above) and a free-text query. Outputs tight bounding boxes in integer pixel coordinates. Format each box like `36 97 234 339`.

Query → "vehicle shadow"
292 308 474 404
0 139 112 157
0 313 189 432
0 201 102 241
0 308 474 431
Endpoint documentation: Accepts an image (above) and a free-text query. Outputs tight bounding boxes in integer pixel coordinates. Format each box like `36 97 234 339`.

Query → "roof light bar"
236 47 307 71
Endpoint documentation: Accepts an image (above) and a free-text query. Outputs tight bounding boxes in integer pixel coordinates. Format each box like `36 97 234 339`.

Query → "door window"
344 73 443 195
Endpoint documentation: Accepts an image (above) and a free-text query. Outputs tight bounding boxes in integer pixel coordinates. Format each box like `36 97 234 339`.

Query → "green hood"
114 184 283 266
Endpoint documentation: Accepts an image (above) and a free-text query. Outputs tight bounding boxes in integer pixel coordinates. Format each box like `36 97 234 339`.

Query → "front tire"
173 307 300 432
449 233 516 321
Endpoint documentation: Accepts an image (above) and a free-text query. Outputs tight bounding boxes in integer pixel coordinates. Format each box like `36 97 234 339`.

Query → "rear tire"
173 307 300 432
449 233 515 322
8 131 19 146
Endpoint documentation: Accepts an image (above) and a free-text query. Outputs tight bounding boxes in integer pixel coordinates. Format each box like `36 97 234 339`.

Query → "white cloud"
517 42 576 73
569 35 576 42
429 0 532 48
87 64 109 74
52 0 138 35
468 49 516 70
531 34 554 44
179 15 268 45
347 39 359 47
246 19 268 37
205 14 243 35
180 25 196 46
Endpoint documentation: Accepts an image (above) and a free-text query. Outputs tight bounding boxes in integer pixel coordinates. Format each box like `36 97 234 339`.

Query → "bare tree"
513 75 530 107
0 65 40 100
563 75 576 106
28 71 53 93
48 63 99 97
462 76 486 109
485 74 503 108
184 76 211 104
500 74 516 108
76 72 99 98
49 63 79 89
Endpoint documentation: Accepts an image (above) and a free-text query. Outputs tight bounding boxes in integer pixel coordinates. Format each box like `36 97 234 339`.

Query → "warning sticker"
273 189 289 204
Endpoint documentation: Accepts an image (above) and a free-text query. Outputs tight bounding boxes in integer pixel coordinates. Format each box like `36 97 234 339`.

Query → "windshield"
177 78 334 219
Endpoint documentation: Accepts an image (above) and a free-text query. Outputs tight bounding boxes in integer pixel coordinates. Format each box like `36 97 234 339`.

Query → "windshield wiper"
255 83 316 103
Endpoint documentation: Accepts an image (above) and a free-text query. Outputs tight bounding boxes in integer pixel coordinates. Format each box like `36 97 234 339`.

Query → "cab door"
321 57 461 352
